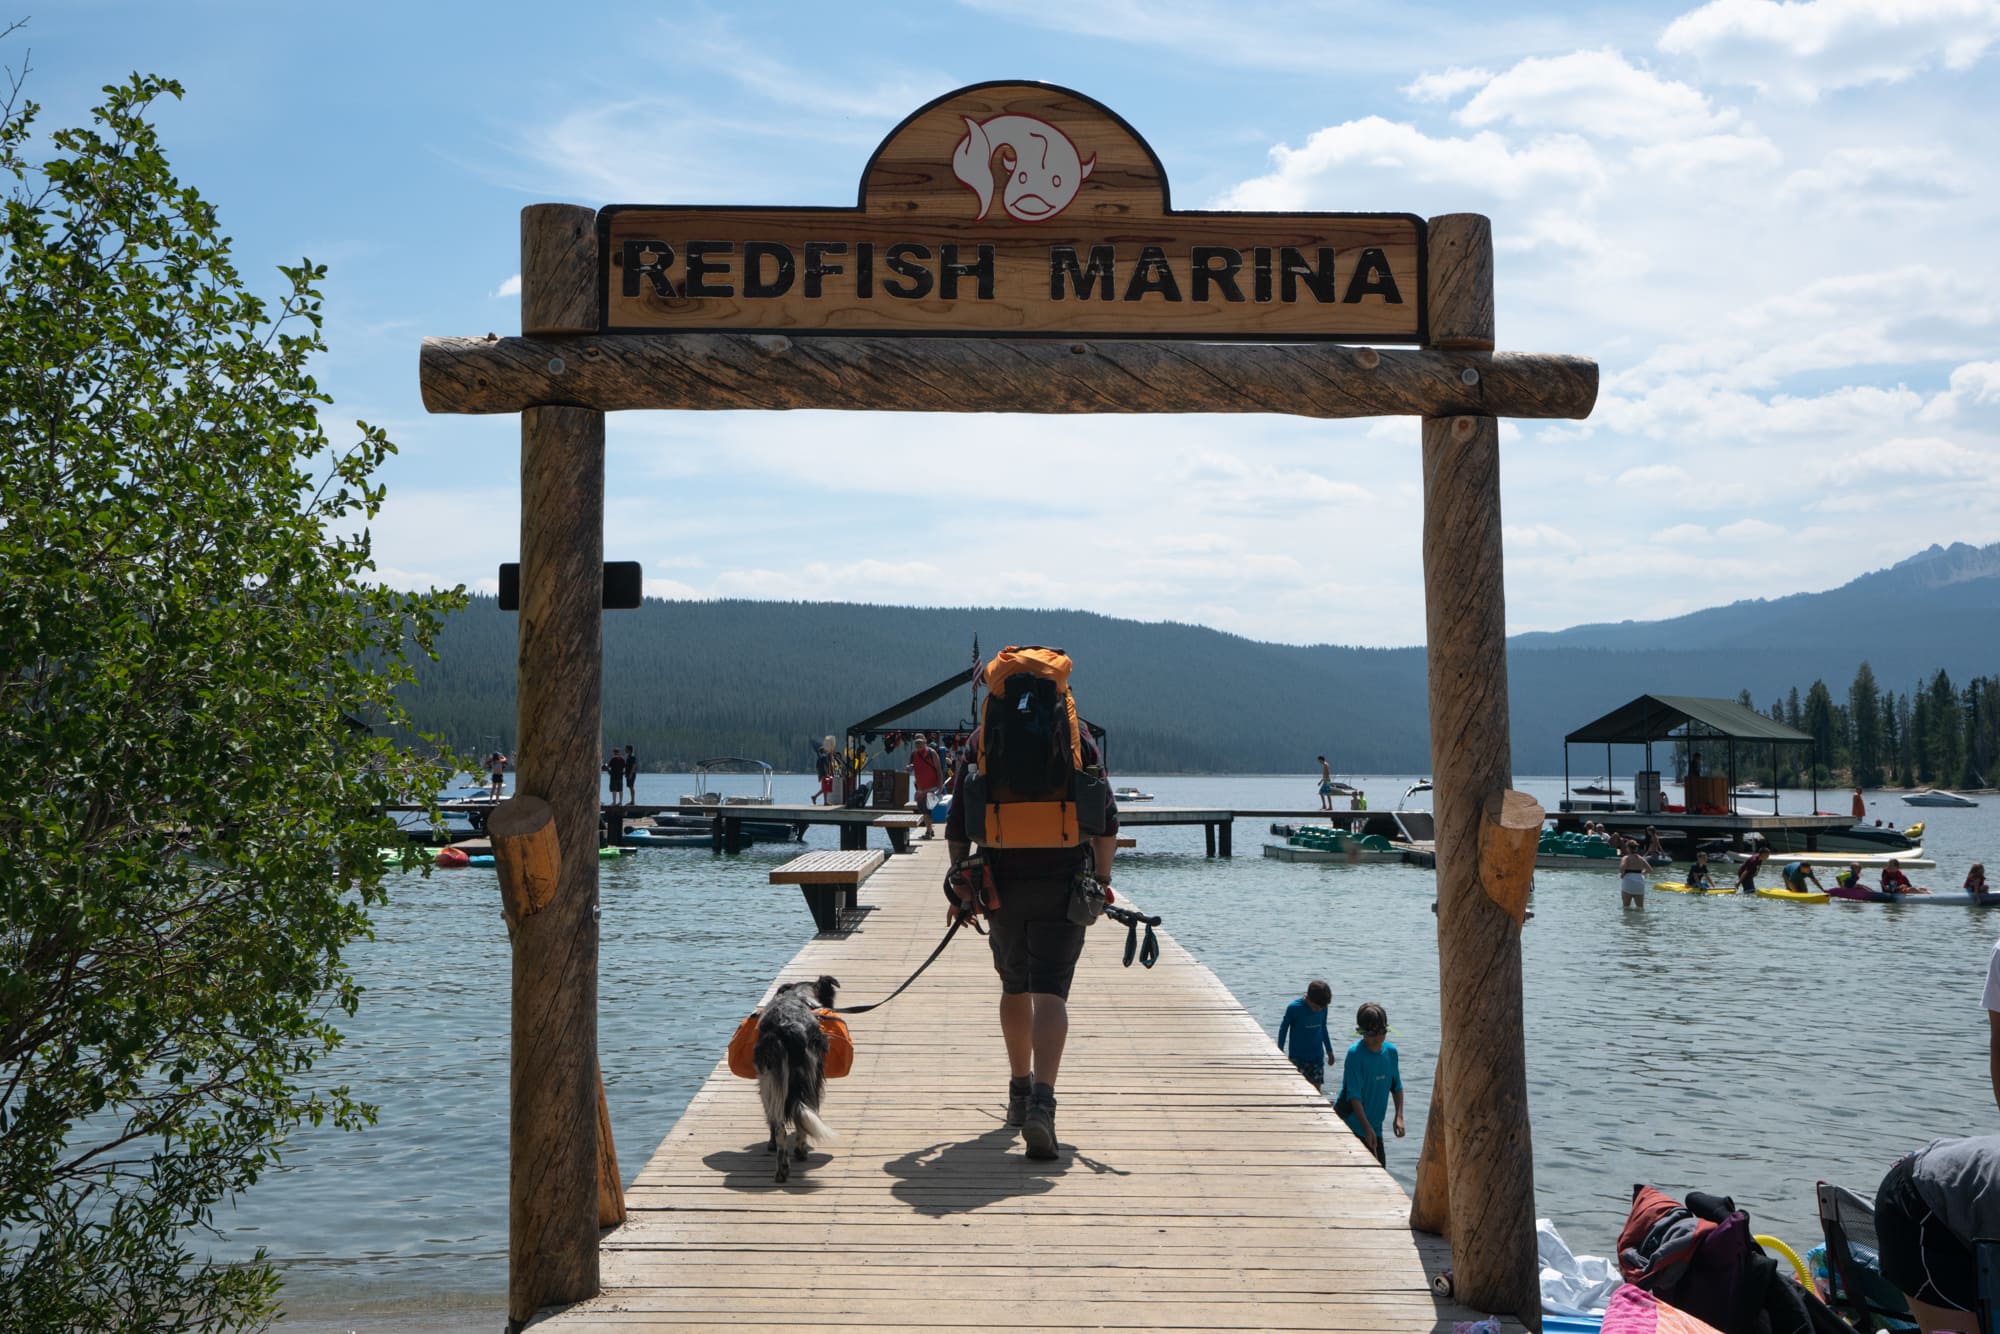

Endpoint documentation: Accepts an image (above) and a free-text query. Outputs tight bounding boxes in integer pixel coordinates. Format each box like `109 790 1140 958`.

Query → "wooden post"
492 796 626 1234
509 203 605 1329
595 1062 626 1229
1409 1055 1449 1234
1417 212 1540 1329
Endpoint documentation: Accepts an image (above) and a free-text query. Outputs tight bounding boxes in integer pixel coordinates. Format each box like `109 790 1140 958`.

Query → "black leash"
830 906 982 1015
1106 904 1161 968
833 878 1161 1014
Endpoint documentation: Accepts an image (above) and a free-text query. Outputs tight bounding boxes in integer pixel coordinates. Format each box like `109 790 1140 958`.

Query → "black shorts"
985 874 1087 1000
1877 1153 1976 1312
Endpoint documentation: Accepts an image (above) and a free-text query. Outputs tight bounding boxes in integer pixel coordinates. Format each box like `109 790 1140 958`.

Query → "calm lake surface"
245 772 1999 1330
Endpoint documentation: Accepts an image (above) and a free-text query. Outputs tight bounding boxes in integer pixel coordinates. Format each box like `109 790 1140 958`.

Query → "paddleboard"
1828 887 1991 906
1756 886 1828 904
1654 881 1734 896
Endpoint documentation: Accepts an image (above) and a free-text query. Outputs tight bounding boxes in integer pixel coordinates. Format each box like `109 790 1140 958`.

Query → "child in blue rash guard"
1334 1002 1404 1164
1276 980 1336 1089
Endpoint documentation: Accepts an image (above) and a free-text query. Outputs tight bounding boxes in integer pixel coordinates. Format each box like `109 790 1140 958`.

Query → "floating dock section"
541 838 1504 1331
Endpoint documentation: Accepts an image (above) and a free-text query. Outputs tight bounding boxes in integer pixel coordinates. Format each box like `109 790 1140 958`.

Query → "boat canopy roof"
693 757 774 773
1565 694 1811 746
847 667 977 737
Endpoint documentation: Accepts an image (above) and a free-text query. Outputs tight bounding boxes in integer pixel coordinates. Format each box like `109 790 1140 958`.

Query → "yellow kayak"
1655 881 1734 896
1757 886 1829 904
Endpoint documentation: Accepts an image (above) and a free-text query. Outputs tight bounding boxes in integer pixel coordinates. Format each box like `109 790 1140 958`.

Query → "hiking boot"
1022 1083 1058 1159
1005 1075 1032 1127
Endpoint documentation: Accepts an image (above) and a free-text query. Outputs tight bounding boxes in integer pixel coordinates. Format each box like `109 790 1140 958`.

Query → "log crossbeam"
419 333 1596 421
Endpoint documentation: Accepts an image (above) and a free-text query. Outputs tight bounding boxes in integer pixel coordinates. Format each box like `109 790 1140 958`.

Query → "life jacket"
727 1010 853 1079
959 645 1109 849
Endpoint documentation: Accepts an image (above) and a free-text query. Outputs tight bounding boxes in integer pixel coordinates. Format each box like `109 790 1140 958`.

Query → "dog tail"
755 1031 788 1128
794 1103 838 1143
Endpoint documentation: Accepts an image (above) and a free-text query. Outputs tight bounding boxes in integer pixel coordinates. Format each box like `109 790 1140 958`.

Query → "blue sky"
29 1 2000 645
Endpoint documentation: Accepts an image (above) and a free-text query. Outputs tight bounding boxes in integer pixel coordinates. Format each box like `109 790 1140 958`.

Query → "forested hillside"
395 544 1998 774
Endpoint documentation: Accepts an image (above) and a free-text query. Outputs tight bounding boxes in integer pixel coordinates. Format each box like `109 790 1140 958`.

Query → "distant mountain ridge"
398 543 1999 773
1511 541 2000 657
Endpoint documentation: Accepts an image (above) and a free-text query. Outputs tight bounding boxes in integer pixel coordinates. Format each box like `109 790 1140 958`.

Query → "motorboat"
1112 786 1154 802
1903 789 1979 808
1571 778 1622 796
1731 784 1776 800
665 758 806 843
1401 779 1433 803
681 756 777 806
1751 821 1922 855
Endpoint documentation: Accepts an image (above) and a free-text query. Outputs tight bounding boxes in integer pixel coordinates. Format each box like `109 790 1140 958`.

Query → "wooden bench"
769 849 886 933
872 811 924 854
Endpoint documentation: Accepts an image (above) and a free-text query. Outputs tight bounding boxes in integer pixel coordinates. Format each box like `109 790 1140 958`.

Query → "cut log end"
491 795 561 932
1476 789 1544 925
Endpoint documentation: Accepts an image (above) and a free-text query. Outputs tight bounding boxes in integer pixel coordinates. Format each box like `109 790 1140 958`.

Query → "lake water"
242 772 1999 1330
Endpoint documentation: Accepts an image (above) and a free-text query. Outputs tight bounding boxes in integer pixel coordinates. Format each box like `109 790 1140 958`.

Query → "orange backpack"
727 1011 853 1079
962 645 1108 849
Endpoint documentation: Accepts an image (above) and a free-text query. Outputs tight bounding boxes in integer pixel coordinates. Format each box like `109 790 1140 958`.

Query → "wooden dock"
539 837 1501 1332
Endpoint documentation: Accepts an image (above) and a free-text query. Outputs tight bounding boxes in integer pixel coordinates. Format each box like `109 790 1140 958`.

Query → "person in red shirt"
1880 859 1928 895
909 733 942 839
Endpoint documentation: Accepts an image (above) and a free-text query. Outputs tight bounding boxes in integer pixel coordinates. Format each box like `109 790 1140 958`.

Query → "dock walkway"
542 838 1496 1331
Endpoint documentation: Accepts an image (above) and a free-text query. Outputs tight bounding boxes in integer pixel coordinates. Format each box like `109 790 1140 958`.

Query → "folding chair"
1817 1181 1917 1332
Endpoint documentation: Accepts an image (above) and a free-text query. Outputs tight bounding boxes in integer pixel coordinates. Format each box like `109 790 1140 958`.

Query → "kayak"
1756 886 1829 904
600 846 633 859
1654 881 1734 896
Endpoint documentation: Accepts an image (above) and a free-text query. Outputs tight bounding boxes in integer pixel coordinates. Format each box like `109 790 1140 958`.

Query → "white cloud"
492 273 521 298
1458 49 1736 141
1404 66 1495 102
1780 147 1967 209
1617 463 1692 487
1629 132 1781 179
1219 117 1605 209
1812 436 2000 485
1660 0 2000 100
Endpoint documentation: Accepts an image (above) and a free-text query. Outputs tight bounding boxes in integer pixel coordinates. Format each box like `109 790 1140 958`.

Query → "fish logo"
950 114 1096 223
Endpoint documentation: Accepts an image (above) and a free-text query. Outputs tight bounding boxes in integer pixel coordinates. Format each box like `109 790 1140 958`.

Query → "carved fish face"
951 113 1096 224
998 128 1091 222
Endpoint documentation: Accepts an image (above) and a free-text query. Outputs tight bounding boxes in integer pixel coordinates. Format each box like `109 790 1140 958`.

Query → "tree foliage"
0 66 462 1328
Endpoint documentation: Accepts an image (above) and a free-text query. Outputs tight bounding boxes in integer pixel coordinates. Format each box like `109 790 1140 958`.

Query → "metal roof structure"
1565 694 1811 746
846 666 977 737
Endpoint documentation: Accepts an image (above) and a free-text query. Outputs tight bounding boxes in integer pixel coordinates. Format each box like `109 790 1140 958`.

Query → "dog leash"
1106 903 1161 968
830 906 981 1015
834 882 1160 1015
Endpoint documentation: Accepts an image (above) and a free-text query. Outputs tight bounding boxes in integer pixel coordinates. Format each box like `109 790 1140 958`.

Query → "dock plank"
540 839 1509 1332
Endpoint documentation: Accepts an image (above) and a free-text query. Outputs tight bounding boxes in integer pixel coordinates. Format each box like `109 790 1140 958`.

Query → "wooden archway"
420 81 1594 1331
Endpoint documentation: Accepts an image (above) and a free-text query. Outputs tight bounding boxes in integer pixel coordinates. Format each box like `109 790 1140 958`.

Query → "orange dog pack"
727 1010 853 1079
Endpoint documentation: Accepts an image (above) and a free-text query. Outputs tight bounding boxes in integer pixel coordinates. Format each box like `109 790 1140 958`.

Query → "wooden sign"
598 81 1426 343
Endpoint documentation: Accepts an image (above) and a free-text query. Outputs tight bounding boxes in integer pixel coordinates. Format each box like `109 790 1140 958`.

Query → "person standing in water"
1617 839 1650 909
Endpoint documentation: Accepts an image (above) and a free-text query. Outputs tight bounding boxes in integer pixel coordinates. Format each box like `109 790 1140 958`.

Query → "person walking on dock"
1317 756 1335 810
813 735 836 805
909 733 942 840
946 646 1118 1161
1334 1003 1403 1165
1277 981 1336 1089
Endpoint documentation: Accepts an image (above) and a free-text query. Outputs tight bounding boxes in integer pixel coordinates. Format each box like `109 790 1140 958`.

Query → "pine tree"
1849 662 1882 786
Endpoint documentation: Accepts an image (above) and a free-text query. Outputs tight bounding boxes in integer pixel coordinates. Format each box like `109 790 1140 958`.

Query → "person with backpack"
945 646 1119 1161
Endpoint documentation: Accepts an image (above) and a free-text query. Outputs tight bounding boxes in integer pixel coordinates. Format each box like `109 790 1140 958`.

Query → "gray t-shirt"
1912 1135 2000 1243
